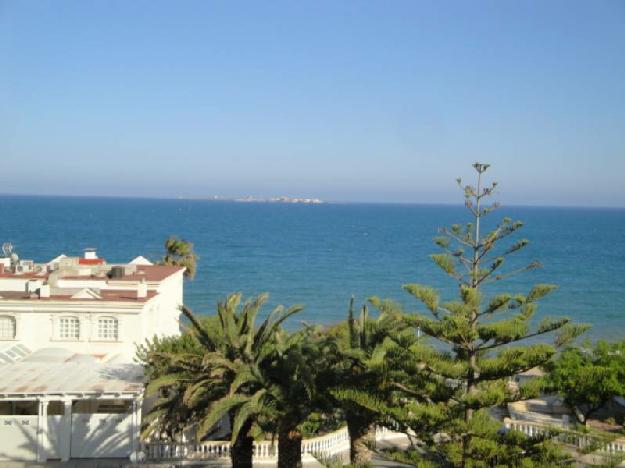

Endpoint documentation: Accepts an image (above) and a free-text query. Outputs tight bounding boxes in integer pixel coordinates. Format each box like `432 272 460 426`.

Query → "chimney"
39 283 50 298
137 279 147 299
26 279 42 295
84 248 98 260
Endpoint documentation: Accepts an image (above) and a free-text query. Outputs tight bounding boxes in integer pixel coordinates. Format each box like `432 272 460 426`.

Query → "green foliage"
327 297 437 465
381 447 439 467
140 292 338 468
139 164 600 468
159 236 198 278
397 163 588 466
298 411 344 438
438 410 573 467
545 340 625 423
402 284 439 314
136 332 206 439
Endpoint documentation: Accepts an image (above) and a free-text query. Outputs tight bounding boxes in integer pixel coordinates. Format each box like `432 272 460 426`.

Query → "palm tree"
159 236 198 279
262 326 339 468
329 297 423 466
138 332 206 440
143 293 304 468
185 297 340 468
184 293 305 467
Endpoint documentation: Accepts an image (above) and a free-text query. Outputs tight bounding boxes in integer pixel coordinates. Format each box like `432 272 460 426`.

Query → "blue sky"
1 1 624 206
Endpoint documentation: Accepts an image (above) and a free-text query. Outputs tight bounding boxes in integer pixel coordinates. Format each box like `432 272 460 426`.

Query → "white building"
0 248 185 462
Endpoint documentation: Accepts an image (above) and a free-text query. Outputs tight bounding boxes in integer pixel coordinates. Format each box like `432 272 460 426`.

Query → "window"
97 317 118 341
59 316 80 340
0 316 16 340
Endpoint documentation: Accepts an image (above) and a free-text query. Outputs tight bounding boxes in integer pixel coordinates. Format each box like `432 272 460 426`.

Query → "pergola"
0 349 144 462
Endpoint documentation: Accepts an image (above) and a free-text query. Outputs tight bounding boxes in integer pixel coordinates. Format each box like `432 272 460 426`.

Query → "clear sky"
1 1 624 206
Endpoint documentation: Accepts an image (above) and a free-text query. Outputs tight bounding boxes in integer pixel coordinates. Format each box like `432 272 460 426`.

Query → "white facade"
0 250 184 361
0 248 185 462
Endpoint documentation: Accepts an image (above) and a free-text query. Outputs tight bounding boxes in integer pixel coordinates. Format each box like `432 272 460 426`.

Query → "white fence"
143 425 404 462
505 418 625 455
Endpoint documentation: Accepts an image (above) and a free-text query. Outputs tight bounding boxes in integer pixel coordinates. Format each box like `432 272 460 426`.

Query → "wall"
0 302 148 360
142 270 183 339
0 415 38 461
70 413 132 458
0 278 29 292
0 269 183 361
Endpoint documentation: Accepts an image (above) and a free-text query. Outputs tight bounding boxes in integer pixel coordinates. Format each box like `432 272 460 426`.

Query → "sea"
1 195 624 342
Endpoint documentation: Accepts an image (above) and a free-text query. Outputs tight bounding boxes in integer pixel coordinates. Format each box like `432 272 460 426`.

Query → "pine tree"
401 163 588 466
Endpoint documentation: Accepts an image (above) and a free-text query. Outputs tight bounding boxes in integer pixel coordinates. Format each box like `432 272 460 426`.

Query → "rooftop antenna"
2 243 13 258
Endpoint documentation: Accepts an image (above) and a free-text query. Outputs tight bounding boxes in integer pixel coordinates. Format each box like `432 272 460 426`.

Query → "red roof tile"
78 258 106 265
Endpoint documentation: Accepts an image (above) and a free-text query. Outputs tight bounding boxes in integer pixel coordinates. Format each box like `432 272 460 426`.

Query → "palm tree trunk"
278 424 303 468
346 411 373 466
231 420 254 468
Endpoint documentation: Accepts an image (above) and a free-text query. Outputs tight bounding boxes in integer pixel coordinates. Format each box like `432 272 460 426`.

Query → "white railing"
143 425 405 461
301 426 349 458
505 418 625 455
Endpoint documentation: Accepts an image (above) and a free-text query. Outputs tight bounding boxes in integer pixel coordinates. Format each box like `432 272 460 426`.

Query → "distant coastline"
1 193 625 210
178 195 325 204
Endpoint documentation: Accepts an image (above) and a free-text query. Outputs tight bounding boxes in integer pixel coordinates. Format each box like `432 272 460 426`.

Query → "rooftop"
64 265 185 283
0 348 144 397
0 289 158 303
0 249 184 304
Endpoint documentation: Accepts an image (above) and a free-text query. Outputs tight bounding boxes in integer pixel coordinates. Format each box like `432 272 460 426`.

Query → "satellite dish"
2 243 13 258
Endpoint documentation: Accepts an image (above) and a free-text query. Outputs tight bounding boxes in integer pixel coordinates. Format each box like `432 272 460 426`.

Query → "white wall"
0 303 149 360
0 278 29 292
0 270 183 361
0 415 38 461
149 270 184 338
56 279 108 289
71 413 132 458
47 415 63 459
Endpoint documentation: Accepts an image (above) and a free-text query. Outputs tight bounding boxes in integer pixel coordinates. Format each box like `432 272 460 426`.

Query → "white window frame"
0 315 16 340
58 316 80 340
95 316 119 341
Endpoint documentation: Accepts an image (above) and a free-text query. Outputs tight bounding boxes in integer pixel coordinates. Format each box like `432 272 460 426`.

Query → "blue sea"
1 195 624 341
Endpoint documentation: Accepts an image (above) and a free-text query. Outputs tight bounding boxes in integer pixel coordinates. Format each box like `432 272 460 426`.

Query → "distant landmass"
235 196 324 204
180 195 325 204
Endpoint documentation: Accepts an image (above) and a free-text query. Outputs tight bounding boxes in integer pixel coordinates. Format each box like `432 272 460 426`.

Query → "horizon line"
1 191 624 211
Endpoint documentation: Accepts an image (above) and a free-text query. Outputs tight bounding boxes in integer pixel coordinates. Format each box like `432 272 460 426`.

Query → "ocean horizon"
1 194 623 341
3 192 625 210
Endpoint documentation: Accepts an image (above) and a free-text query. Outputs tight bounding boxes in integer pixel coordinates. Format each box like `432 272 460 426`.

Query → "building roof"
0 289 157 303
0 272 49 280
121 265 184 282
129 256 153 266
78 258 106 265
57 265 184 283
0 349 144 397
0 253 184 304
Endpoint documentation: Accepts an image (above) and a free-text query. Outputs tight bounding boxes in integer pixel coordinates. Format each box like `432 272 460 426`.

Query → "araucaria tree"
402 163 588 466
